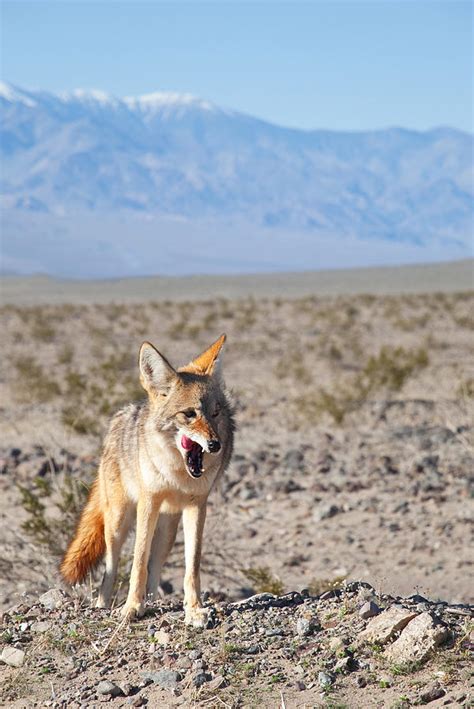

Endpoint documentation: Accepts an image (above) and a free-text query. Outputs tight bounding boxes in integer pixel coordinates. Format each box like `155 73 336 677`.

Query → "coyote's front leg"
182 501 208 628
122 495 160 620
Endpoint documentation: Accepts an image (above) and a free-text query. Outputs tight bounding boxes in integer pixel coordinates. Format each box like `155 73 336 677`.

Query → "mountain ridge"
1 81 472 277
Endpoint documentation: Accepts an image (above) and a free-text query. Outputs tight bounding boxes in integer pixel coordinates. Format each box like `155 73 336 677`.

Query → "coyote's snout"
61 334 234 626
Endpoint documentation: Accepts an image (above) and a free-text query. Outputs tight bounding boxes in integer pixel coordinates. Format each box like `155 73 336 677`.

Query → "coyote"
61 334 234 626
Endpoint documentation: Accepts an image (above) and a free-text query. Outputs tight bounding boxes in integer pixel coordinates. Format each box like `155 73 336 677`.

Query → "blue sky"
1 0 472 132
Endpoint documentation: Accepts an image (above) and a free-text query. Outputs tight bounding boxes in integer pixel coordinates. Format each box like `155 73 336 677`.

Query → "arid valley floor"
1 261 473 707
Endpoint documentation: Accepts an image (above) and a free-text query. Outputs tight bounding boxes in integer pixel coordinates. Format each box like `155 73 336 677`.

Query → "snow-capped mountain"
1 81 472 277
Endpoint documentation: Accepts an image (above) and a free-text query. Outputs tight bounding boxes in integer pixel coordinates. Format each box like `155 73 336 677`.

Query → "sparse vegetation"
308 576 346 596
295 345 430 424
241 566 285 595
13 356 61 403
17 473 90 557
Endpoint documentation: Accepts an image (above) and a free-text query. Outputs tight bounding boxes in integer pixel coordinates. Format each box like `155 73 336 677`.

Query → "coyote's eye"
183 409 196 419
212 407 220 418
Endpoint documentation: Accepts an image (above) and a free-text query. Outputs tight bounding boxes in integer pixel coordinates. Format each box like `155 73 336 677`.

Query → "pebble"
328 636 345 653
1 646 25 667
39 588 66 611
193 672 211 688
96 680 123 697
141 670 182 690
284 449 305 468
31 621 52 633
265 628 284 637
206 675 226 691
318 671 334 688
359 601 380 619
177 656 192 670
315 504 341 521
334 656 357 673
296 617 313 636
118 682 135 697
420 682 446 703
154 629 170 645
188 649 202 660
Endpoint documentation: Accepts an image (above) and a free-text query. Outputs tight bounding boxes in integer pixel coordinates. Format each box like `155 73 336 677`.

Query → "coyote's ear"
187 333 226 376
139 342 177 396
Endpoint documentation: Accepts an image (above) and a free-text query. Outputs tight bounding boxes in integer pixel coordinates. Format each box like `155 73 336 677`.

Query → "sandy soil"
0 263 473 707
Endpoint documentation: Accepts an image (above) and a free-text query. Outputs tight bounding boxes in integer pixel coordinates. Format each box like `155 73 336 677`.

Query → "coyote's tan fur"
61 334 234 626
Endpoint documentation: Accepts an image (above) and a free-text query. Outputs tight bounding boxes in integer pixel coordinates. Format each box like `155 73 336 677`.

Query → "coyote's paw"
185 605 210 629
120 601 144 621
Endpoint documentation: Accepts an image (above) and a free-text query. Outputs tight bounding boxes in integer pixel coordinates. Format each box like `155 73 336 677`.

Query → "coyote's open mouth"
181 435 204 478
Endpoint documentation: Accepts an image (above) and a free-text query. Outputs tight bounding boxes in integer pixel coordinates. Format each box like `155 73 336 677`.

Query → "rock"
359 606 418 644
146 624 156 637
328 637 345 653
31 621 52 633
39 588 66 610
96 680 123 697
420 682 446 703
318 671 334 688
177 656 192 670
265 628 284 637
1 646 25 667
359 601 380 619
334 656 357 673
283 449 305 469
315 504 341 521
296 617 313 637
141 670 182 690
118 682 135 697
188 649 202 660
243 644 260 655
206 675 226 691
384 613 449 666
154 629 170 645
193 672 211 688
356 676 367 688
295 680 306 691
128 697 147 707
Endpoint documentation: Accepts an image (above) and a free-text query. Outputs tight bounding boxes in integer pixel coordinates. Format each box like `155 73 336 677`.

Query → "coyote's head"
139 334 231 479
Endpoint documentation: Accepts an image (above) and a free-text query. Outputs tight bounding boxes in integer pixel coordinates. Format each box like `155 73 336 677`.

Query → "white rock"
384 612 449 665
39 588 66 610
1 646 25 667
359 606 418 644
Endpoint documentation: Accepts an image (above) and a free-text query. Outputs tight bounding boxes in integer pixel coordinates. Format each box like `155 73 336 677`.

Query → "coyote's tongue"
181 435 204 478
181 435 194 450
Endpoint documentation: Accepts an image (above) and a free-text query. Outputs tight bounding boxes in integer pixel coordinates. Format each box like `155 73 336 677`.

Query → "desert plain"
0 259 473 708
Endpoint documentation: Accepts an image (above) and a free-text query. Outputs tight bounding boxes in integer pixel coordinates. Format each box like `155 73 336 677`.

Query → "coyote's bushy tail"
60 478 105 584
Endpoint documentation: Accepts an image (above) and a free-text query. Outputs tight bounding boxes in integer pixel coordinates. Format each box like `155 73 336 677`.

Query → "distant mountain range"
1 81 472 278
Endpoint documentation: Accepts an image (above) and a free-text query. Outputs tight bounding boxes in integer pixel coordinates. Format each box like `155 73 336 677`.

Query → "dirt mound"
1 582 472 707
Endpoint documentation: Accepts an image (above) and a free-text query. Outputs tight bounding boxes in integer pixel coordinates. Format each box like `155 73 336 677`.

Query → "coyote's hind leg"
146 511 181 600
97 499 133 609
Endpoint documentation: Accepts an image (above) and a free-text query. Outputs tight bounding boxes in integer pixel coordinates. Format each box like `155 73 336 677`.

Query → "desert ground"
1 260 473 707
